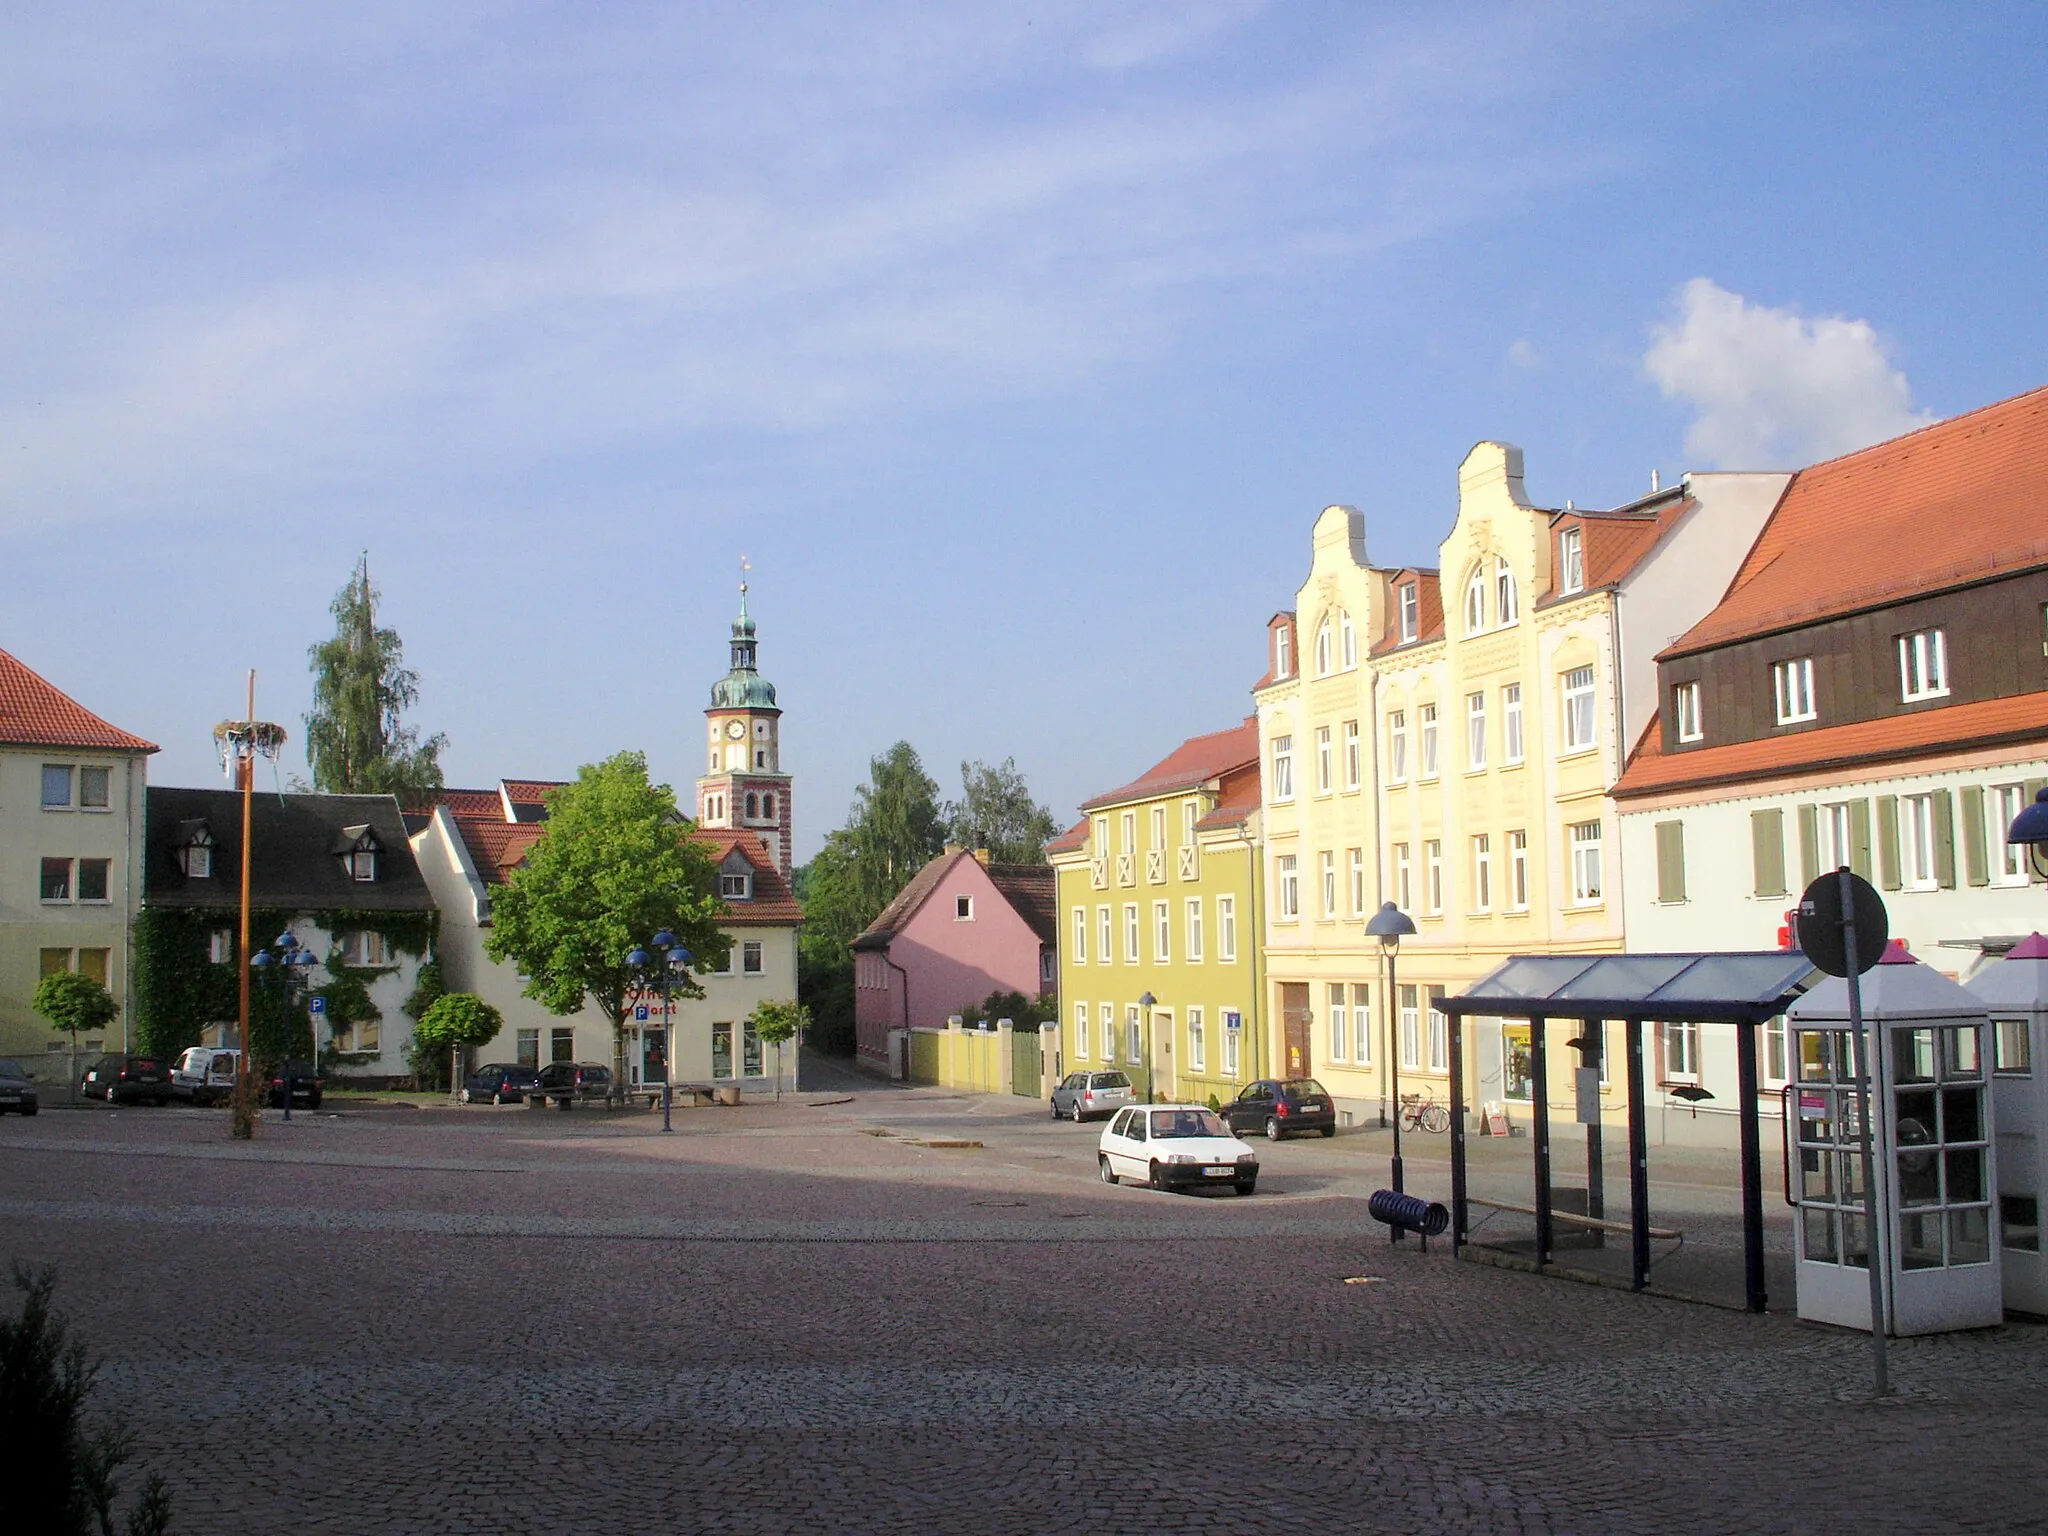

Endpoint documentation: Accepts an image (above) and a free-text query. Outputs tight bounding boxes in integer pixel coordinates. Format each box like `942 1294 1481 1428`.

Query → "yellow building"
1048 720 1263 1104
1259 444 1790 1127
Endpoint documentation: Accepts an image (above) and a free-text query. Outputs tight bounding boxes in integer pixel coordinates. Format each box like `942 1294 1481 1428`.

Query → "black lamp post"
1366 901 1417 1200
1137 991 1158 1102
249 930 317 1123
626 930 691 1134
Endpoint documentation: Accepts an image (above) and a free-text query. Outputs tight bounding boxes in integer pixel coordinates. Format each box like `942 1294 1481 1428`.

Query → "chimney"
973 845 992 866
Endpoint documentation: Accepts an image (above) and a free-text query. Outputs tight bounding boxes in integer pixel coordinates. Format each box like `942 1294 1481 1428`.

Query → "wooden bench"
1465 1195 1683 1250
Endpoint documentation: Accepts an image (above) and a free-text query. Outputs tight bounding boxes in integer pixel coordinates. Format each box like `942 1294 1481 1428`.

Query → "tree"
412 993 504 1097
304 555 447 809
747 998 809 1102
33 971 117 1104
484 753 728 1101
943 757 1058 864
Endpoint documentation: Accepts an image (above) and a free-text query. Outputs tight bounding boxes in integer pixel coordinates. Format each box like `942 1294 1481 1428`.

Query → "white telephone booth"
1787 949 2002 1335
1966 932 2048 1315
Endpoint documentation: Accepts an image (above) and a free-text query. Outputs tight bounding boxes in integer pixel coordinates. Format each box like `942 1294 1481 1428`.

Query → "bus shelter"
1442 952 1819 1313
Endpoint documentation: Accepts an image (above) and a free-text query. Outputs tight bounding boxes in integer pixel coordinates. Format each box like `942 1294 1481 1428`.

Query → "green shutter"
1656 820 1686 904
1849 799 1873 883
1933 790 1956 889
1751 809 1786 898
1877 795 1902 891
1797 804 1819 890
1960 786 1988 887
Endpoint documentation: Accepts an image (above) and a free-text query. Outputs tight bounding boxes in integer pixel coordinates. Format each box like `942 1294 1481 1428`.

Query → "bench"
1465 1195 1684 1251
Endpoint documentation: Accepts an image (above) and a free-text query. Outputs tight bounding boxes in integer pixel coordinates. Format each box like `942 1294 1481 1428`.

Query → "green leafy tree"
412 992 504 1095
747 998 809 1102
304 555 447 809
484 753 728 1100
33 971 118 1103
943 758 1058 864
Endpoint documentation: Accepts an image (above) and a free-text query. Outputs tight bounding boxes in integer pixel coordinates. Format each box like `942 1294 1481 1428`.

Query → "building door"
1281 984 1311 1078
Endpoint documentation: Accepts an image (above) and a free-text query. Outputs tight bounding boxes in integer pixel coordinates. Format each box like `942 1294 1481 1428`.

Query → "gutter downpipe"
1245 818 1265 1085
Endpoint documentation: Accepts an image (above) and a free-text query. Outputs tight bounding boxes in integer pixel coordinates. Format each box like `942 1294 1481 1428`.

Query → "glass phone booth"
1786 950 2002 1336
1967 932 2048 1316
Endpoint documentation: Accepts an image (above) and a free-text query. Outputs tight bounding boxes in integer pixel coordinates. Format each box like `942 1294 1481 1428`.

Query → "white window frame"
1466 691 1487 771
1393 844 1412 912
1508 830 1529 912
1340 611 1357 669
1902 793 1939 891
1816 802 1853 874
1387 712 1408 783
1153 900 1170 963
1327 983 1347 1062
1277 855 1300 920
1314 726 1332 795
1419 704 1439 778
1185 898 1204 961
1570 820 1604 904
1674 680 1702 743
78 766 111 811
1127 1006 1141 1064
1352 983 1373 1064
1425 840 1444 915
1662 1020 1701 1083
1471 834 1491 913
1399 583 1418 642
1898 629 1949 702
1217 896 1237 962
1124 904 1140 962
1151 804 1167 850
1762 1017 1789 1089
42 763 75 810
1073 907 1088 964
1400 984 1420 1070
1348 848 1365 916
1342 720 1360 790
1773 657 1816 724
1464 566 1487 635
1314 621 1332 677
1073 1002 1090 1060
1098 906 1112 965
1099 1002 1115 1062
1187 1007 1205 1073
1271 736 1294 802
1427 989 1448 1073
954 895 974 921
1502 684 1523 765
1994 783 2031 885
1274 625 1292 679
1121 810 1137 856
1562 666 1597 753
1559 527 1584 594
1495 557 1518 626
1319 850 1337 918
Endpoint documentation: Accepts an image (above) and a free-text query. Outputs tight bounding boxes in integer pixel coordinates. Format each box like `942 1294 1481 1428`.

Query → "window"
346 850 378 882
1674 680 1702 743
39 948 69 979
1387 712 1408 782
1352 983 1372 1064
1993 784 2030 885
1348 848 1365 915
745 792 758 818
1127 1006 1141 1063
1427 987 1448 1072
1502 684 1523 765
1762 1018 1789 1088
1185 898 1203 961
79 767 110 810
763 793 775 817
1274 625 1292 679
1994 1016 2031 1076
1559 527 1584 593
1217 896 1237 962
955 895 974 920
517 1028 540 1069
1662 1020 1700 1082
1400 984 1420 1069
1570 820 1604 903
1151 805 1166 850
1327 984 1347 1062
1093 816 1109 854
1099 1003 1115 1061
1419 704 1439 777
1773 658 1816 724
1187 1007 1205 1072
1902 793 1942 890
1124 904 1140 962
1340 611 1356 669
720 872 751 898
1507 830 1528 911
1222 1012 1241 1077
1314 727 1332 794
554 1027 577 1066
1815 801 1854 875
1319 851 1336 918
39 858 71 902
180 839 213 879
1153 901 1170 962
336 931 393 967
1466 692 1487 770
1424 840 1443 915
1899 629 1949 701
1073 907 1088 964
1277 855 1299 920
1655 820 1686 904
1098 906 1112 965
1392 844 1411 912
1471 835 1491 912
1121 811 1137 856
1562 666 1597 751
743 1022 763 1076
1314 621 1332 676
209 930 232 964
1495 558 1518 626
41 764 73 808
1342 720 1360 789
741 941 763 975
1271 736 1294 801
754 750 767 769
1399 583 1419 642
1182 799 1198 846
1464 566 1487 635
1072 1003 1090 1059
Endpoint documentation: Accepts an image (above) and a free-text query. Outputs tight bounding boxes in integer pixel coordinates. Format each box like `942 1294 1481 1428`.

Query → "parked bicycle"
1399 1091 1451 1134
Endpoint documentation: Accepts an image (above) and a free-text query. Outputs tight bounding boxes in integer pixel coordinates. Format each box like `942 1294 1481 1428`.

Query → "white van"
170 1047 241 1105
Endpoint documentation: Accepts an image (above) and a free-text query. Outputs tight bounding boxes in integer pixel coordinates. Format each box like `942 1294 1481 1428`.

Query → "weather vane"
739 553 750 593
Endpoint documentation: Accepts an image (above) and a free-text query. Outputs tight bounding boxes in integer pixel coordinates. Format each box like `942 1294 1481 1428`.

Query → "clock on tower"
696 580 792 881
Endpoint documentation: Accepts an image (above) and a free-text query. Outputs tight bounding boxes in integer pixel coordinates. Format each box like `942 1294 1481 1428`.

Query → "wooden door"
1281 983 1311 1078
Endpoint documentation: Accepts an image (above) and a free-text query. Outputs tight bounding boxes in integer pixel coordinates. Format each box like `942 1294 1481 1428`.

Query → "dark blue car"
461 1063 543 1105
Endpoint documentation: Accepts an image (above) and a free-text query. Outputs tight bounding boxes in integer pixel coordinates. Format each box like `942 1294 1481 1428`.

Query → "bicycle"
1399 1091 1451 1134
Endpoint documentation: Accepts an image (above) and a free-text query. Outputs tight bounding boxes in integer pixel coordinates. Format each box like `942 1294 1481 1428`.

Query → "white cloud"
1504 337 1542 371
1645 277 1932 467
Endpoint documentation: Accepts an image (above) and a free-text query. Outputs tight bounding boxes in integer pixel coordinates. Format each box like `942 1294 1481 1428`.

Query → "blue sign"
634 1004 649 1021
1223 1009 1241 1033
309 997 327 1014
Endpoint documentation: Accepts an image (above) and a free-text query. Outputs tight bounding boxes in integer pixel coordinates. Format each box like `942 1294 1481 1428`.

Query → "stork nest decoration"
213 718 288 765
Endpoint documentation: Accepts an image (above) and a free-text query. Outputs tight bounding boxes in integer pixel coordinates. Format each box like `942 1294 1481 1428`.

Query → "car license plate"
1206 1166 1233 1176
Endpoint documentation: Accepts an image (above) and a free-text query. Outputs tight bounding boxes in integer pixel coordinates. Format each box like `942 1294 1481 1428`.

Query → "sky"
5 2 2045 862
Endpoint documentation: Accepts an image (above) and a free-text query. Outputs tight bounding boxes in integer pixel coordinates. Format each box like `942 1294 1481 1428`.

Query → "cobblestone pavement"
2 1090 2044 1535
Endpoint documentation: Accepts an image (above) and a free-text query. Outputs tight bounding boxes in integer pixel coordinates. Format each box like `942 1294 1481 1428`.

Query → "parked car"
80 1053 172 1105
170 1047 241 1105
265 1060 323 1109
532 1062 613 1107
0 1058 39 1116
1219 1078 1337 1141
1097 1104 1258 1194
461 1063 543 1105
1049 1070 1135 1122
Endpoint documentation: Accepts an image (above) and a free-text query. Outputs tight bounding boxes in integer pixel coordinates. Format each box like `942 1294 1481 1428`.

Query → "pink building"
852 848 1057 1069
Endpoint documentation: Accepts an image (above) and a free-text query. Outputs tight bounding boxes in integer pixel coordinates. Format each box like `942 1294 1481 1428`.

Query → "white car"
170 1047 241 1106
1097 1104 1259 1195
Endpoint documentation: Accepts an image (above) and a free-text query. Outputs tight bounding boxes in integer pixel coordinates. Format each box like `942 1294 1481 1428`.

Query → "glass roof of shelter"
1446 952 1821 1023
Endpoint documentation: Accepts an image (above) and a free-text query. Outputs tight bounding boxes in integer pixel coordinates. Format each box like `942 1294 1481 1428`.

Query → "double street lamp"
249 930 318 1123
626 930 692 1134
1366 901 1417 1200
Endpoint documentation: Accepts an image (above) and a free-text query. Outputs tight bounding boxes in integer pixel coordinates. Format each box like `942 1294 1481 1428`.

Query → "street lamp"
249 930 317 1123
1366 901 1417 1203
626 930 691 1134
2010 786 2048 879
1137 991 1158 1102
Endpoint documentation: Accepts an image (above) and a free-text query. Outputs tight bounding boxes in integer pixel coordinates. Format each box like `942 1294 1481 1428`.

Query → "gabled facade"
850 848 1057 1068
0 649 158 1070
1049 720 1263 1105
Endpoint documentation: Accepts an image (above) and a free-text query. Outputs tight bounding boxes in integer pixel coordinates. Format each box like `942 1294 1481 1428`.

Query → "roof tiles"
1079 719 1259 812
0 648 157 753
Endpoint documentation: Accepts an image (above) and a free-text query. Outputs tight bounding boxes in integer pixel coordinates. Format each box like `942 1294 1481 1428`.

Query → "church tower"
695 581 792 881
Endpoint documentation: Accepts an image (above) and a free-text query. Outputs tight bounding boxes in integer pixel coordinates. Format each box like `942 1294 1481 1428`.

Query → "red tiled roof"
0 648 157 753
452 815 544 881
1046 818 1090 856
986 863 1058 946
451 814 801 924
1080 718 1259 811
1536 495 1692 606
1194 762 1262 830
1613 692 2048 800
1371 570 1443 657
1665 384 2048 658
851 849 968 950
1250 613 1297 693
422 787 504 819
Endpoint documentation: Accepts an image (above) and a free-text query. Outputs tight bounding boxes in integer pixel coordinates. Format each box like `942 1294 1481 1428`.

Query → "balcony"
1178 845 1200 881
1090 858 1109 891
1145 849 1166 884
1115 853 1135 887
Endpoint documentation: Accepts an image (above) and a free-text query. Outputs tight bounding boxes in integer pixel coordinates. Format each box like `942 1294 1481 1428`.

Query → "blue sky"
5 2 2044 860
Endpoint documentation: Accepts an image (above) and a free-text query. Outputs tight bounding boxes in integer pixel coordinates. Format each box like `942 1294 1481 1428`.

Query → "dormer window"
176 821 216 879
719 849 754 900
347 850 378 882
720 872 751 899
1399 583 1419 643
1560 528 1584 594
333 824 382 883
1274 624 1292 679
